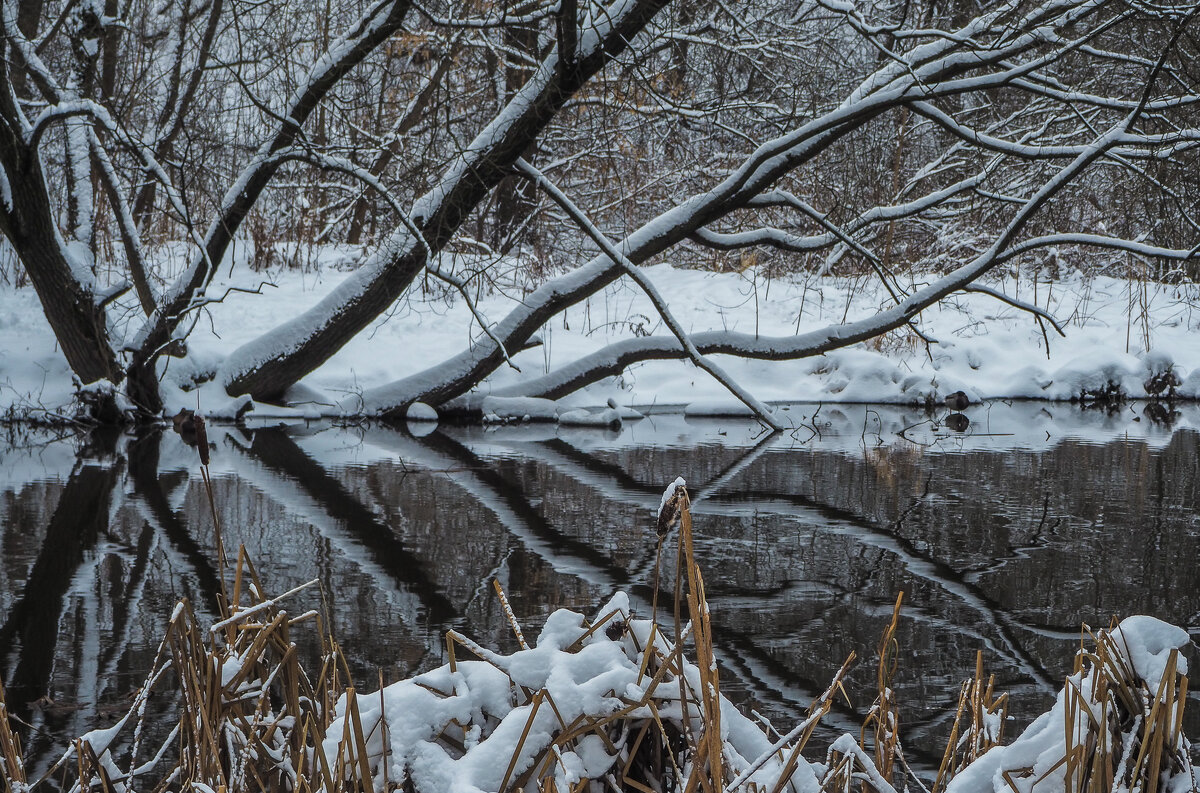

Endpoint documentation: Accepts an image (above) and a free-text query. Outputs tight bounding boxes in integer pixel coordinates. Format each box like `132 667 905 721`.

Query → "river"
2 401 1198 776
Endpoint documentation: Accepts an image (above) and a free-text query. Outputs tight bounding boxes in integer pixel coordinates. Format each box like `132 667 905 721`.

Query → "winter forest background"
0 0 1199 421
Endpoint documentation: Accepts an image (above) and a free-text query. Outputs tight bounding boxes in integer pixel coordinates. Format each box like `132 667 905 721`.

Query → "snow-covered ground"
3 257 1200 420
316 594 1198 792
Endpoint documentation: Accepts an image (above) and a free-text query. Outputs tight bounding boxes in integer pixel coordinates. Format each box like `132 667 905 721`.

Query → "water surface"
2 403 1199 774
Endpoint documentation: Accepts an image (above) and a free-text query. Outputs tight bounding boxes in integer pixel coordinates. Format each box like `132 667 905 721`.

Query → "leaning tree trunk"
0 85 121 388
124 0 418 416
221 0 673 403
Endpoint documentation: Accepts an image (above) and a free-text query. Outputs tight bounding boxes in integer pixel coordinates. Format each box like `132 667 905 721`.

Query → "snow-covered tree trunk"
219 0 673 402
0 67 119 386
123 0 418 414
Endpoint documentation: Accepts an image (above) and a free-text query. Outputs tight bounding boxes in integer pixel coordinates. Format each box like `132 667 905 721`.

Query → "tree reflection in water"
1 404 1198 774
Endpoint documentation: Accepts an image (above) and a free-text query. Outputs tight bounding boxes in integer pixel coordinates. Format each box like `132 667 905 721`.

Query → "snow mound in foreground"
319 601 1196 793
946 616 1195 793
320 592 822 793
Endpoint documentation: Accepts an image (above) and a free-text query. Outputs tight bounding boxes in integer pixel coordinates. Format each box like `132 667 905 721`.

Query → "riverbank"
3 262 1199 422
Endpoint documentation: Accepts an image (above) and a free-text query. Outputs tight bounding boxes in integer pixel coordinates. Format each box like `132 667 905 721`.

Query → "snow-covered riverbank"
3 262 1199 421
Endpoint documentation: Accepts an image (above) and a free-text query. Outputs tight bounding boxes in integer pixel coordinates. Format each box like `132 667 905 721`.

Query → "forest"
0 0 1197 424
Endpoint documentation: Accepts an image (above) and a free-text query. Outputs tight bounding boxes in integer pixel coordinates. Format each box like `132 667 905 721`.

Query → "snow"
406 401 438 422
684 399 758 417
1107 615 1190 681
318 590 826 792
659 476 686 518
6 257 1200 420
481 396 558 422
556 406 621 429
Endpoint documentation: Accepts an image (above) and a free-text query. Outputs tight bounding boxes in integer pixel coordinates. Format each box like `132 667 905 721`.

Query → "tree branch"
514 156 784 430
961 284 1066 336
218 0 674 404
353 0 1118 416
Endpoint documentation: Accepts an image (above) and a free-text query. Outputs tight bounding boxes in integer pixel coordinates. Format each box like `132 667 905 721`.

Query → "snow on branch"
911 101 1200 161
131 0 417 385
21 98 210 296
515 157 784 430
1 0 65 108
446 73 1175 409
745 189 902 295
961 284 1066 336
354 0 1151 416
26 101 99 153
690 226 833 253
1001 234 1200 263
413 0 558 29
218 0 672 404
88 129 155 315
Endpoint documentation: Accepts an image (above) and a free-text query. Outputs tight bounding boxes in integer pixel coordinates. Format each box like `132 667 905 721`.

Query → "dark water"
2 403 1199 775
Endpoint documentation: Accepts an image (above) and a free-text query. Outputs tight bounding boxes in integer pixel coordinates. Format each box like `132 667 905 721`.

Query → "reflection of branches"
0 444 121 710
237 427 459 625
367 425 632 589
477 418 1066 695
91 504 160 703
709 487 1059 690
369 425 930 758
127 430 224 608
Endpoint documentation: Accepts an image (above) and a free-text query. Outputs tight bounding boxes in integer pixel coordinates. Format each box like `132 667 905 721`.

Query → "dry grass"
0 678 27 791
33 548 356 793
932 651 1008 793
865 593 904 787
997 621 1192 793
430 483 760 792
819 594 909 793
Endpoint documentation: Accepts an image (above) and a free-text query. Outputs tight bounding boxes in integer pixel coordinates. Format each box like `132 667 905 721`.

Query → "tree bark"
0 71 121 386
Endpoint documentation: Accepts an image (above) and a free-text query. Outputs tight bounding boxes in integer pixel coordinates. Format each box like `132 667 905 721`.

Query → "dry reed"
0 678 27 791
996 620 1192 793
932 651 1008 793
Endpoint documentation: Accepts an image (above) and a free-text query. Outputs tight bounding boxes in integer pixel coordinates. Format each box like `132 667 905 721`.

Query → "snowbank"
319 592 823 792
946 616 1195 793
312 602 1196 793
4 261 1200 419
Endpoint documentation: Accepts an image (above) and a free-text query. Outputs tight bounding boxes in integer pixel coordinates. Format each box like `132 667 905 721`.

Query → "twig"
962 284 1066 335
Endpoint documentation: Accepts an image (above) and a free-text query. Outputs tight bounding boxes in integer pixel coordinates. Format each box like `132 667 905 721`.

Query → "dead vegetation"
0 478 1195 793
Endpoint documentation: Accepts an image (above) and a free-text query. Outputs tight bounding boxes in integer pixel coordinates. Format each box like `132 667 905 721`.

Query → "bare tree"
0 0 1197 423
